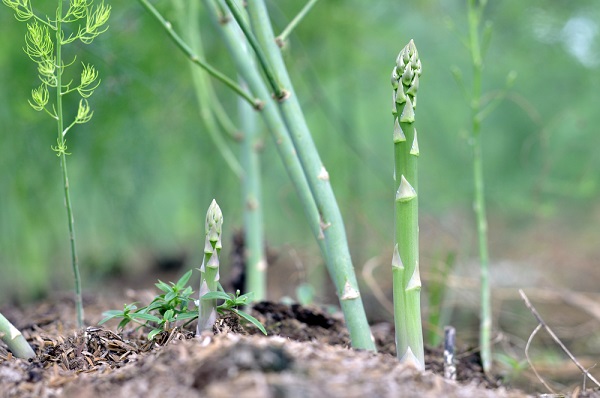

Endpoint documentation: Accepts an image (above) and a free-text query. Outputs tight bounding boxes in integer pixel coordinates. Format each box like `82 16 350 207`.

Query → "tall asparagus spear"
239 0 376 352
391 40 424 369
197 199 223 334
464 0 494 373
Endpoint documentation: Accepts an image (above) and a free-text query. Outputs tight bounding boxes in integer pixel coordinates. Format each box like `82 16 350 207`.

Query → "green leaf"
129 313 161 323
98 312 122 325
164 309 175 321
202 291 230 301
231 309 267 335
176 311 198 321
165 291 177 303
148 329 162 340
182 286 194 297
176 269 193 288
155 280 172 293
237 291 254 303
117 318 131 330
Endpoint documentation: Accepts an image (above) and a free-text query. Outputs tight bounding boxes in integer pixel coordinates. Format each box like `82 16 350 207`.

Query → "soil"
0 292 542 398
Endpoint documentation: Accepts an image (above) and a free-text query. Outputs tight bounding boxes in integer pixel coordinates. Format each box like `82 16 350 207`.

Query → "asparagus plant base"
0 292 514 397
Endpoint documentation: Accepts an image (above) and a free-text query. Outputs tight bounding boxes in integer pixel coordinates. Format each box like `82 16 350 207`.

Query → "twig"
524 323 556 393
519 289 600 390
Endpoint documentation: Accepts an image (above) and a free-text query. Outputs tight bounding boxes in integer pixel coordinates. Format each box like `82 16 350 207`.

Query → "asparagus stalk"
466 0 492 374
234 0 375 351
0 313 35 359
197 199 223 334
238 84 267 301
391 40 424 369
201 2 327 275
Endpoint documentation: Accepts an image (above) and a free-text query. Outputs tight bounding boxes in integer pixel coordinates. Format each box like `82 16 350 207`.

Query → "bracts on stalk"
197 199 223 334
391 40 425 370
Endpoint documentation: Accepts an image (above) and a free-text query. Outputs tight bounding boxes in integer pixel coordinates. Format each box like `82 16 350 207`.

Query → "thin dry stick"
519 289 600 390
524 323 556 393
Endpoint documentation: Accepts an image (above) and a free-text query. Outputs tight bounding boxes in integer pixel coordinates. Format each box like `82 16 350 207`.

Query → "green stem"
0 313 35 359
136 0 261 109
174 0 243 178
242 0 376 351
223 0 284 99
467 0 492 374
392 40 424 369
202 0 325 260
276 0 320 47
239 84 267 300
56 0 84 328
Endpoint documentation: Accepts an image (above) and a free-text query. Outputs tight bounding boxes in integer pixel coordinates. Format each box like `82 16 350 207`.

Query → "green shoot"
3 0 111 328
391 39 424 369
197 199 223 334
466 0 493 374
0 313 35 359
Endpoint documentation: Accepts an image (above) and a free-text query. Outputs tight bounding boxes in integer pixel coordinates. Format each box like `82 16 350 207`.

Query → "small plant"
99 270 266 339
201 287 267 335
2 0 111 328
391 39 425 370
0 313 35 359
99 270 198 340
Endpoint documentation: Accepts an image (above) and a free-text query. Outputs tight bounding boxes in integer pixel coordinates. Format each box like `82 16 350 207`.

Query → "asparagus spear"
240 0 376 352
197 199 223 334
0 313 35 359
391 40 424 369
467 0 492 373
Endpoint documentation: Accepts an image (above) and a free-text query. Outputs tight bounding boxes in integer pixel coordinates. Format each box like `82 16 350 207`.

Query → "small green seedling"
100 270 199 339
201 285 267 335
99 270 266 339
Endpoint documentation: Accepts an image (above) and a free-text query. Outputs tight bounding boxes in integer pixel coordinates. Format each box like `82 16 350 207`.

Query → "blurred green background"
1 0 599 306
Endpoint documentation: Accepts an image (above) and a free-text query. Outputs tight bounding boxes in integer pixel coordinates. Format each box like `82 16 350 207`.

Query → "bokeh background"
1 0 600 389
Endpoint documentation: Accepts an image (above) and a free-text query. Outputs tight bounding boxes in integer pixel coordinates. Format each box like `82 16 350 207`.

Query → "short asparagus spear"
0 313 35 359
197 199 223 334
391 40 424 369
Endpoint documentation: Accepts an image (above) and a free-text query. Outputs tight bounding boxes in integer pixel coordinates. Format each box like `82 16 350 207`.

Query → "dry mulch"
0 292 555 397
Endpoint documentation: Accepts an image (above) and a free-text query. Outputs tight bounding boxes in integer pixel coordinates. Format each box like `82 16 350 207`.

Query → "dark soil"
0 292 542 398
